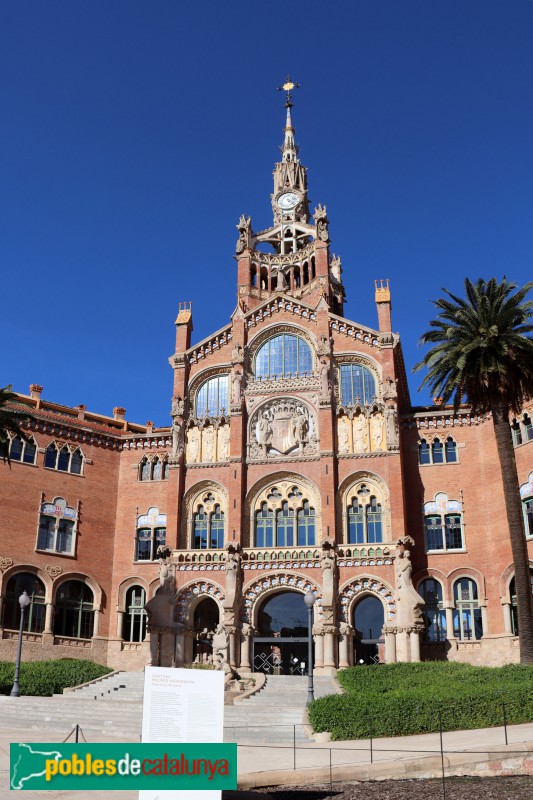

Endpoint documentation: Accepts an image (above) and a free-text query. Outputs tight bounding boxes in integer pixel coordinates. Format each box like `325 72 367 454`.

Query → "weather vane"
277 76 300 108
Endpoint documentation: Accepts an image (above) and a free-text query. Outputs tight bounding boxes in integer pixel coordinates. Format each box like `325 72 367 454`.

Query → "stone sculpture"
203 425 214 462
213 624 231 673
171 396 184 417
231 370 242 406
353 414 367 452
218 425 230 460
186 427 200 463
370 413 383 451
338 417 349 453
171 418 182 457
395 541 424 627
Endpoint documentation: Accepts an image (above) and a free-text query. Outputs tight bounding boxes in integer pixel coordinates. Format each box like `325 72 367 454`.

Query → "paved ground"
1 721 532 799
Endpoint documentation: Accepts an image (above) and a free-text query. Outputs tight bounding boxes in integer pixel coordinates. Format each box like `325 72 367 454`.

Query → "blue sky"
2 1 532 424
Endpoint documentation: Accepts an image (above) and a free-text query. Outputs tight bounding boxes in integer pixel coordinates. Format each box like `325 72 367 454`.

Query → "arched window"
162 459 169 480
45 443 57 468
419 578 446 642
453 578 482 640
190 491 225 549
37 497 77 555
523 414 533 442
123 586 147 642
432 439 444 464
195 375 229 417
254 485 316 548
339 364 376 406
510 571 533 635
346 485 383 544
276 502 295 547
135 507 167 560
445 437 457 463
512 420 523 446
9 436 23 461
57 445 71 472
70 449 83 474
523 498 533 539
255 334 313 379
152 457 162 480
255 502 274 547
3 573 45 633
424 494 463 552
54 580 94 639
44 443 83 474
297 501 315 546
418 440 431 465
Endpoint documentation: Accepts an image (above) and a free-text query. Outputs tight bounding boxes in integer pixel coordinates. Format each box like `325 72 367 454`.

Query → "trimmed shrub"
0 659 112 697
308 662 533 740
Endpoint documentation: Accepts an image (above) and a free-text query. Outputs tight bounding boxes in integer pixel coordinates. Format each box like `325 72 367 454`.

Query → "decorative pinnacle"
277 76 300 109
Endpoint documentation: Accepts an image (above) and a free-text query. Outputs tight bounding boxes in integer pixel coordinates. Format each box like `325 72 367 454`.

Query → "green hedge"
308 663 533 740
0 659 112 697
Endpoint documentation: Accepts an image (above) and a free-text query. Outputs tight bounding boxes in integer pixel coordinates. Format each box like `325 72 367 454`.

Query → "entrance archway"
253 590 312 675
353 595 384 664
192 597 219 664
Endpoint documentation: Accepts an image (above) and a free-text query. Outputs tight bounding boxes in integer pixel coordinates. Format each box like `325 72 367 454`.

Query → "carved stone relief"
337 409 390 454
186 422 230 464
218 424 230 461
249 399 318 460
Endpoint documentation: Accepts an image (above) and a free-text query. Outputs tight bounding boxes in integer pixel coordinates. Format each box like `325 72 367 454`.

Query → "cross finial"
277 75 300 108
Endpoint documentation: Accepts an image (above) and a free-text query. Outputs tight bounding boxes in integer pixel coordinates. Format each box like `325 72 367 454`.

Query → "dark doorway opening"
253 590 313 675
353 595 384 664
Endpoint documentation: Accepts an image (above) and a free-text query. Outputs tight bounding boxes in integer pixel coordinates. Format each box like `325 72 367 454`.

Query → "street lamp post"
304 589 315 705
10 590 31 698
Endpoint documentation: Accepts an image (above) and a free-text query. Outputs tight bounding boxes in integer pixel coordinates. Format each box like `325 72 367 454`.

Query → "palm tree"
0 385 32 465
414 277 533 664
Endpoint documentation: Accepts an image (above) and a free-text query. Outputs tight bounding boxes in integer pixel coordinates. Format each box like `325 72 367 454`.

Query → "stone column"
228 627 238 670
92 609 100 637
44 603 54 635
184 630 194 665
313 629 324 669
117 611 124 639
445 604 454 639
149 628 160 666
502 602 513 634
323 626 337 670
384 628 397 663
240 627 253 671
395 628 410 662
409 628 421 662
338 625 352 668
174 630 185 667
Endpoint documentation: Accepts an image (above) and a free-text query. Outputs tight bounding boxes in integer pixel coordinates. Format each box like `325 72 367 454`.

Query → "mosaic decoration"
138 507 167 526
241 572 323 624
338 577 396 622
41 497 76 520
175 580 225 623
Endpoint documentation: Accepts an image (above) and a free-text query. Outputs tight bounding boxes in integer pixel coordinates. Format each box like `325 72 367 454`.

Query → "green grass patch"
308 662 533 740
0 658 112 696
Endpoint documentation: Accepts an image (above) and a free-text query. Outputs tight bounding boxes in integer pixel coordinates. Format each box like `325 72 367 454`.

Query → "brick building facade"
1 99 533 674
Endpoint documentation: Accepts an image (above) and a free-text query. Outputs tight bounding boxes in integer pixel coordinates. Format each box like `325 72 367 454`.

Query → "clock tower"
235 81 346 315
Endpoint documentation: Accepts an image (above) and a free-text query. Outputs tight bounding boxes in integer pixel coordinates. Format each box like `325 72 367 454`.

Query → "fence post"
293 724 296 771
502 702 508 746
329 748 332 794
438 710 446 800
369 716 373 764
75 724 79 744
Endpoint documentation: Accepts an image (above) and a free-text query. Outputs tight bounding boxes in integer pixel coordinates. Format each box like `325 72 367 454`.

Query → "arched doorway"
353 595 384 664
253 590 312 675
192 597 219 664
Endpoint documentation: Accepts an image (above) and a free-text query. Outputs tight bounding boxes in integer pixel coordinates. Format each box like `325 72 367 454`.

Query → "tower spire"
278 76 300 163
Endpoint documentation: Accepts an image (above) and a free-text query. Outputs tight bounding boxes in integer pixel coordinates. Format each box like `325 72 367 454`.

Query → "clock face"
277 192 299 210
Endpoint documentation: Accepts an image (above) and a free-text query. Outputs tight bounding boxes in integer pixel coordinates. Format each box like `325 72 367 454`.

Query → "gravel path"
240 775 533 800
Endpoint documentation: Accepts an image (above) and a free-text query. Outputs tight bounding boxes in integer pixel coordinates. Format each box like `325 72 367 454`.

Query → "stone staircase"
224 674 340 744
0 672 339 743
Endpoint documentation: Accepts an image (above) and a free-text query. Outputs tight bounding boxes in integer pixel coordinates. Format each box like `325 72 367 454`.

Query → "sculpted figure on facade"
213 623 231 672
235 214 251 255
314 204 329 242
250 400 318 460
224 546 241 607
231 370 243 407
320 541 337 609
171 395 185 418
370 413 384 451
186 427 200 463
395 538 424 627
338 416 349 453
292 407 309 454
256 411 273 456
203 425 215 462
275 267 288 291
330 253 342 282
171 418 182 458
385 405 399 450
353 413 367 452
320 359 331 399
218 424 230 461
231 343 244 365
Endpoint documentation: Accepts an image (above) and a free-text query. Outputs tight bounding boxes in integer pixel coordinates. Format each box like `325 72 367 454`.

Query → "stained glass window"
453 578 483 640
419 578 446 642
255 334 313 379
339 364 376 406
195 375 229 417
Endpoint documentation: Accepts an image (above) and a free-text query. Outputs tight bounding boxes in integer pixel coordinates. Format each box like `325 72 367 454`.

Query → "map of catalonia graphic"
10 743 63 790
